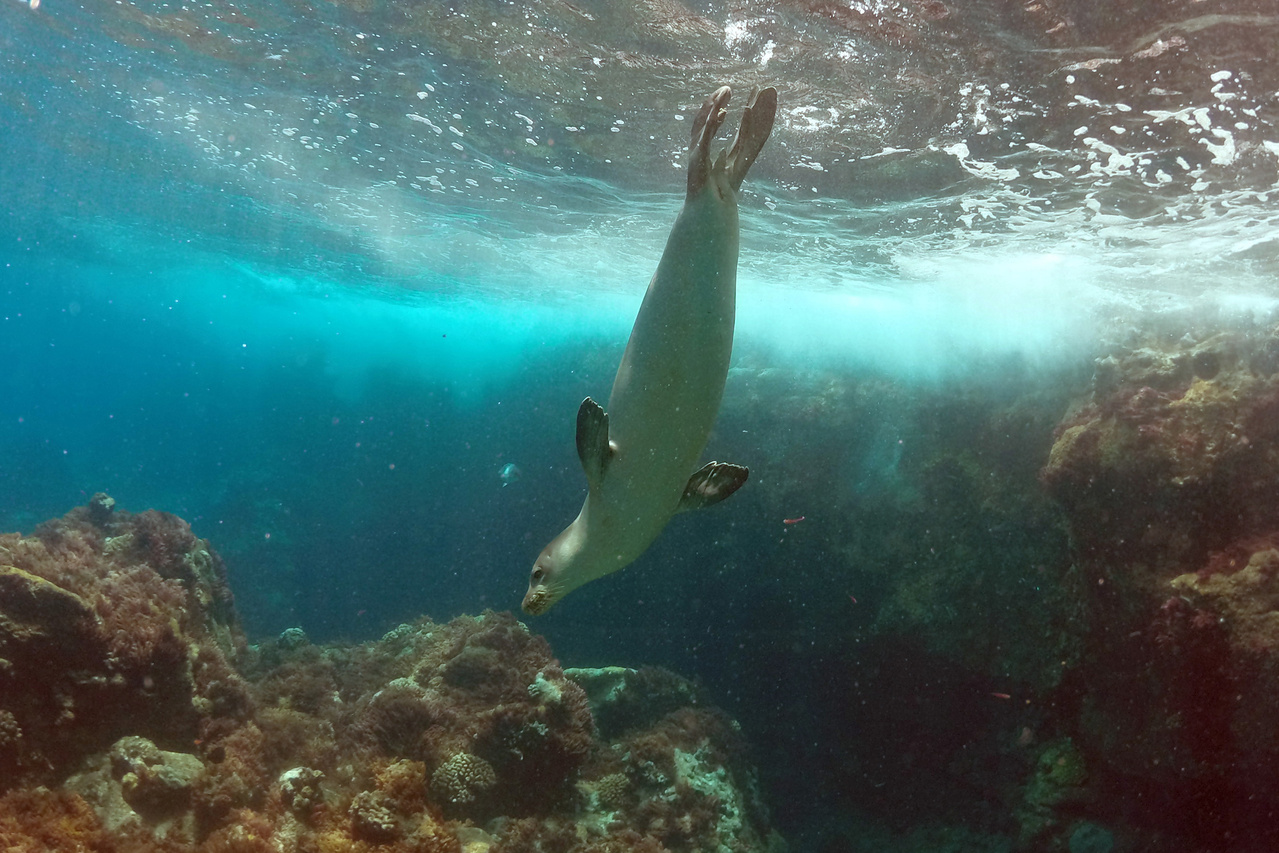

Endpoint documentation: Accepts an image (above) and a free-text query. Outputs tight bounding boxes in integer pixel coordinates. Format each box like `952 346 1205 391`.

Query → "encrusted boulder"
0 497 249 792
346 611 595 819
1043 328 1279 572
278 766 325 816
1042 325 1279 846
566 665 706 740
64 735 204 842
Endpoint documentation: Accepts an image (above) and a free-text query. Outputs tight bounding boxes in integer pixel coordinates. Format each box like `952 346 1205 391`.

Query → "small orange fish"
783 516 805 525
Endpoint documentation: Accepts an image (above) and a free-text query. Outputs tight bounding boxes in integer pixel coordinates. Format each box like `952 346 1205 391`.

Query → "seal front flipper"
576 396 614 491
677 461 749 512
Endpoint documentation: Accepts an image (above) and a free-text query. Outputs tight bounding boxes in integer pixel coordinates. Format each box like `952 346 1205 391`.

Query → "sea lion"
523 85 777 615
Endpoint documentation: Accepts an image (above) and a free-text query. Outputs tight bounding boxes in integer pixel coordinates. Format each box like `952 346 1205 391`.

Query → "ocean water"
3 0 1279 849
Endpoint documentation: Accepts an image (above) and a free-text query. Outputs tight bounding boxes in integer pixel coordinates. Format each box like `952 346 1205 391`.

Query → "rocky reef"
709 327 1279 852
9 320 1279 853
1041 324 1279 849
0 494 246 794
0 498 780 853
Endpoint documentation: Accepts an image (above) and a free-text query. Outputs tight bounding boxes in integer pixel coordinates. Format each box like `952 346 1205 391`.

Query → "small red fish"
991 692 1012 700
783 516 805 525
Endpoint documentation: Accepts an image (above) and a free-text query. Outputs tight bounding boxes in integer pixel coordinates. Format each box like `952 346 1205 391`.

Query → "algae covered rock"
64 735 204 842
0 497 249 792
1043 327 1279 572
566 665 705 740
343 611 595 819
1041 325 1279 847
0 502 781 853
1171 542 1279 651
110 735 204 818
1016 738 1090 847
278 765 325 816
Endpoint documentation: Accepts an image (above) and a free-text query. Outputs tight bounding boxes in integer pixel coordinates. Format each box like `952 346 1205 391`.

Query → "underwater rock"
277 766 325 816
566 665 706 741
1014 738 1091 848
349 788 403 842
1043 328 1279 571
64 735 204 842
110 735 205 818
277 626 309 650
1166 538 1279 790
1042 326 1279 847
0 503 779 852
340 611 595 820
86 491 116 525
715 365 1087 846
1068 821 1115 853
565 663 781 851
601 705 777 853
1170 539 1279 650
0 497 249 793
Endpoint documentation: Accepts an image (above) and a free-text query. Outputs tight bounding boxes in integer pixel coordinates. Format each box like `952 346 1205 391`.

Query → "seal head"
522 519 586 614
522 552 557 616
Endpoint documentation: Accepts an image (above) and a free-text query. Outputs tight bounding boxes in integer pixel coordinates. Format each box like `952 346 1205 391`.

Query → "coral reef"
0 498 779 853
430 753 497 808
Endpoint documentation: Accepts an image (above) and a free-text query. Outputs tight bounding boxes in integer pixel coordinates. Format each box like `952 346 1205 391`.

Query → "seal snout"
522 586 553 615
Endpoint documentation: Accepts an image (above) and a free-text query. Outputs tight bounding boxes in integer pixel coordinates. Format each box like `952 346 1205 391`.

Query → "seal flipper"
677 461 749 512
687 86 732 198
725 86 778 191
576 396 614 491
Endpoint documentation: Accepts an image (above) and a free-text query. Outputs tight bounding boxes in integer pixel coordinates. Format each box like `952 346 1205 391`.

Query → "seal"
523 85 777 615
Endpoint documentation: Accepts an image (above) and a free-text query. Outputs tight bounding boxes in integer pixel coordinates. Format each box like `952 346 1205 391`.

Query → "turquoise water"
4 0 1279 848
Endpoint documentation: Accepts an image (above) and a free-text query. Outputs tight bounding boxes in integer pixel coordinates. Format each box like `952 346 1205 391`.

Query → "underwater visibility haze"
3 0 1279 850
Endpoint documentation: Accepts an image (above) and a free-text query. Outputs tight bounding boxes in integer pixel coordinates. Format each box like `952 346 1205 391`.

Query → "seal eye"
531 567 546 583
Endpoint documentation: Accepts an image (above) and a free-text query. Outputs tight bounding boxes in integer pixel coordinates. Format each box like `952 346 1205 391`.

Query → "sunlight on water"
4 0 1276 344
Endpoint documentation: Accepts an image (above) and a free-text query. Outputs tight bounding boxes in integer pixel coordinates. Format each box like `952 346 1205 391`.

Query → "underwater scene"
3 0 1279 851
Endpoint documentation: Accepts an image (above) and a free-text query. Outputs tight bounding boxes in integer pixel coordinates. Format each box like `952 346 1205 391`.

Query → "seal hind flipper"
677 461 749 512
687 86 733 197
687 86 778 197
725 86 778 191
576 396 614 491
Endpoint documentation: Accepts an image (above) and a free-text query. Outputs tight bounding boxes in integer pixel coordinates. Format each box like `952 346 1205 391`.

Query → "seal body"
523 86 777 615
